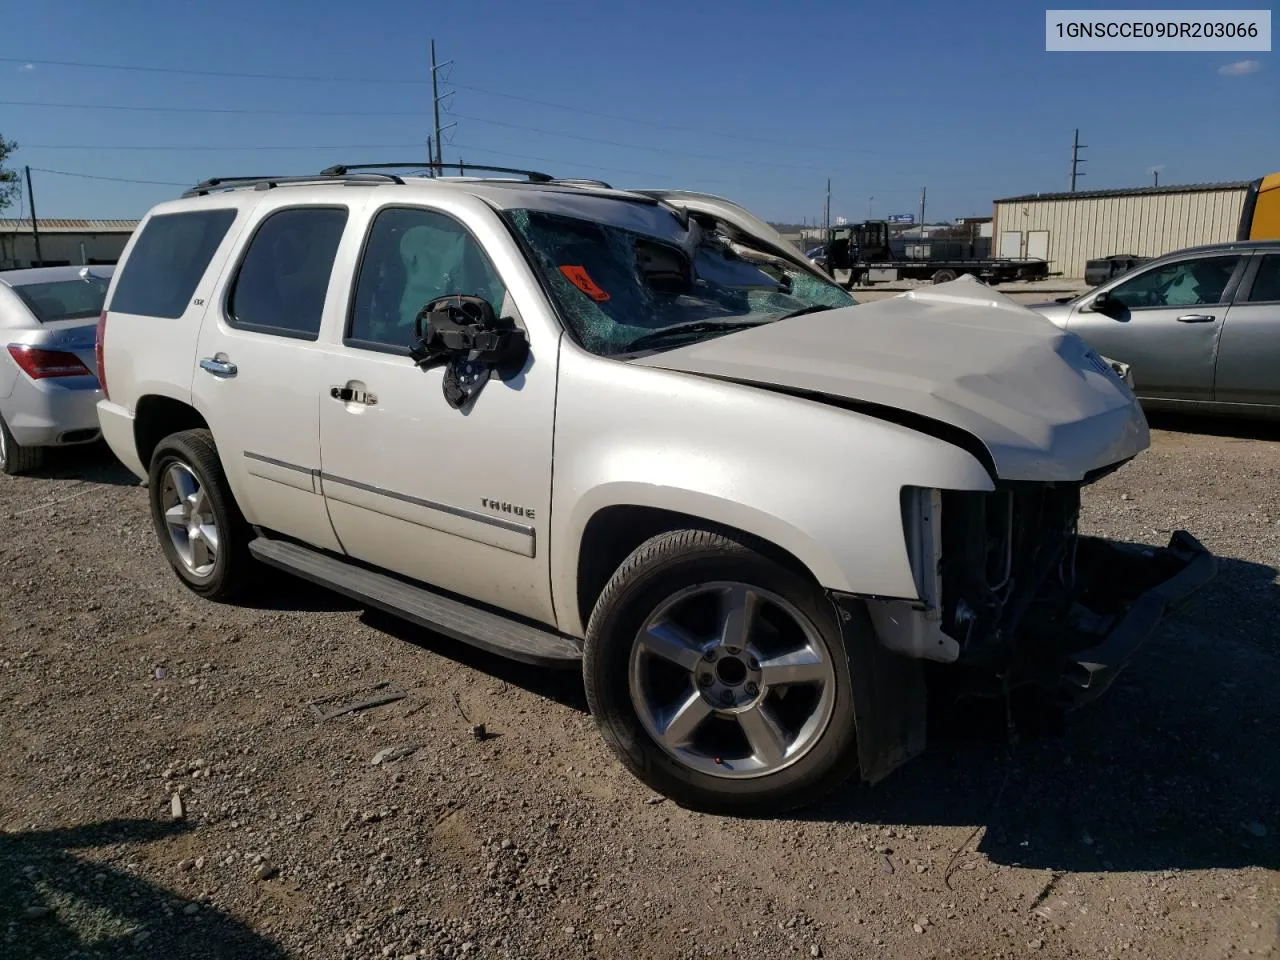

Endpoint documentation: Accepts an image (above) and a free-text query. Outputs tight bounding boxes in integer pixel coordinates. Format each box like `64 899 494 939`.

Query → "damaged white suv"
95 164 1214 813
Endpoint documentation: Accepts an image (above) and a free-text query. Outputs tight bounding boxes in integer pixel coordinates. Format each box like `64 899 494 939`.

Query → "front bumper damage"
833 499 1216 784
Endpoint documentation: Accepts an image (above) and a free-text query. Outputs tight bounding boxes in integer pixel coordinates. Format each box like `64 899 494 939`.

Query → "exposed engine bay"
894 471 1216 707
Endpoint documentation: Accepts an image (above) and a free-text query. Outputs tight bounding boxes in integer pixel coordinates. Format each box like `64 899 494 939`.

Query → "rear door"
1067 252 1246 402
1213 252 1280 406
191 196 368 552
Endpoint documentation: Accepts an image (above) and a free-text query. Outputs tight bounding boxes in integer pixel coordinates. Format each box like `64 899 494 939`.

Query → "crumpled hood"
634 279 1150 482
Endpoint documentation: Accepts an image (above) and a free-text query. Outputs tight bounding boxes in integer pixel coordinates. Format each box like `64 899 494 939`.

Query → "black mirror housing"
412 295 529 376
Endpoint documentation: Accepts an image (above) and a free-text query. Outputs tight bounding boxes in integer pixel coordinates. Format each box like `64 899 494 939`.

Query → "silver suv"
94 164 1214 813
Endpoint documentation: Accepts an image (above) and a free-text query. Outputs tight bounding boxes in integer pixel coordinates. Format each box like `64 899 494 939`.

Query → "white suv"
95 164 1214 813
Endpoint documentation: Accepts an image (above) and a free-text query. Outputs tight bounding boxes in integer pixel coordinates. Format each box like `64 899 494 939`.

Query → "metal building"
0 219 139 270
991 181 1252 279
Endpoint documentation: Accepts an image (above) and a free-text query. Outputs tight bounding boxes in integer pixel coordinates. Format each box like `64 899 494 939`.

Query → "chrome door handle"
1175 314 1215 323
329 385 377 405
199 357 238 377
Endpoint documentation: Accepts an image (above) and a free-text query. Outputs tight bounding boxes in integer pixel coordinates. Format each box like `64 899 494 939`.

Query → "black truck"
822 220 1050 287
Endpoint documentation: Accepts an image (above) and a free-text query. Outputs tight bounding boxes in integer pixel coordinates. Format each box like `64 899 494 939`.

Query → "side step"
248 537 583 669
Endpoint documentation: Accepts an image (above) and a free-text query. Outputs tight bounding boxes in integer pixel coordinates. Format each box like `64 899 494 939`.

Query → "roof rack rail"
548 177 615 189
322 162 555 183
183 171 403 198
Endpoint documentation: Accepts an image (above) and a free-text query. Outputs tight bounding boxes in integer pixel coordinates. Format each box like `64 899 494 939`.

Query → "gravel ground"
1 418 1277 960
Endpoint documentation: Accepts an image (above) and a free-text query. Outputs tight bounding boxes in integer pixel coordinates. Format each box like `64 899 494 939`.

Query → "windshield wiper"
622 320 767 353
773 304 837 322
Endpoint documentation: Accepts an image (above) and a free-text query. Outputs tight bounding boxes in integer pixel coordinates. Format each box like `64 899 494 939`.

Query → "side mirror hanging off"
410 295 530 409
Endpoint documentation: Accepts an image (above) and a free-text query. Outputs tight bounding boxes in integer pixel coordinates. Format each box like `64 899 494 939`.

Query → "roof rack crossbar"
182 172 404 198
323 161 555 183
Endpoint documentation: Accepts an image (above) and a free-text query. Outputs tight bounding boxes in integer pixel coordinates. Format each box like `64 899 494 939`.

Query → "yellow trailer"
1239 173 1280 240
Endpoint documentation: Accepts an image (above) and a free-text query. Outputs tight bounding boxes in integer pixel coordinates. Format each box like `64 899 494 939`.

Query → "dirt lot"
1 417 1277 960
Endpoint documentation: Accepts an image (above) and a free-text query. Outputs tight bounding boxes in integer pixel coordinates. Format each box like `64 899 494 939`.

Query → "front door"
316 202 558 624
192 200 357 553
1067 252 1245 402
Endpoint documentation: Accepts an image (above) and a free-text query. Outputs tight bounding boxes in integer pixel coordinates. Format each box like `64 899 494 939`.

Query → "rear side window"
1246 254 1280 303
227 207 348 340
13 276 111 322
109 209 237 318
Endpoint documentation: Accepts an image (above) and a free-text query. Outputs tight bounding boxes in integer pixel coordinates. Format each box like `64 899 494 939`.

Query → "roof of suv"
147 167 718 243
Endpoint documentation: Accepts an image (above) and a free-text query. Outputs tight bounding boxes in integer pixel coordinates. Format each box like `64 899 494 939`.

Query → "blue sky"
2 0 1276 223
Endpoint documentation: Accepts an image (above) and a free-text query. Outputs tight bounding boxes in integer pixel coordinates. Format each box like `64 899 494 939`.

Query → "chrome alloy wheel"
159 462 219 578
0 421 8 471
628 582 838 779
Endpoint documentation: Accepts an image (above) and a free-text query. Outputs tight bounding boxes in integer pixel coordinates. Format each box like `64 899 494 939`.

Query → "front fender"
549 347 995 636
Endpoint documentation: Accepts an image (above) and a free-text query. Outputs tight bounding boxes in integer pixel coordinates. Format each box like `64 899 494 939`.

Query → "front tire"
584 529 860 815
0 412 44 476
147 429 251 600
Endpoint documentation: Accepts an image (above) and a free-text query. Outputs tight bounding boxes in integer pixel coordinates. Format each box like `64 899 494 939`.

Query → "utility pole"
918 186 927 238
429 40 456 169
824 178 831 233
426 136 433 176
23 166 42 266
1070 128 1087 192
868 195 874 219
1153 169 1159 186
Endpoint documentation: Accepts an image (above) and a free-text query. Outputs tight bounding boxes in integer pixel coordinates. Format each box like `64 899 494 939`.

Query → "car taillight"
95 310 109 399
6 344 94 380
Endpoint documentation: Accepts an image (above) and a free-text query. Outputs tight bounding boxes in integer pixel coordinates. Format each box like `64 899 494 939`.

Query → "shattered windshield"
505 208 855 356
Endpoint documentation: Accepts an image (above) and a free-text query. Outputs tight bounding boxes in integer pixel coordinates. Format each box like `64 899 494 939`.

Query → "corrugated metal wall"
991 188 1246 278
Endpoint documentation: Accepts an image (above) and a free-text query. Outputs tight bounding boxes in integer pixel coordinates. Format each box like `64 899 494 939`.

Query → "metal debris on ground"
471 723 489 742
308 681 407 721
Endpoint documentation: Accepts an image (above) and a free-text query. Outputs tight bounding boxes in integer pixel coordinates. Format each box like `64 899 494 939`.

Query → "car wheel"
583 529 859 815
147 428 252 600
931 269 957 283
0 412 44 476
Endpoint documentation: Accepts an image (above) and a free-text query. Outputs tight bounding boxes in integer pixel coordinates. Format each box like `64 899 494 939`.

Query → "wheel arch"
133 394 209 471
559 486 850 639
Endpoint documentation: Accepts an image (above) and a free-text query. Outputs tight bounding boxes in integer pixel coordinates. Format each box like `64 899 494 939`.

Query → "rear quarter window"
12 277 111 322
108 209 238 318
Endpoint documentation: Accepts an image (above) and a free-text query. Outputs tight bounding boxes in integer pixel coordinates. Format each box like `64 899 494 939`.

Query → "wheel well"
134 396 209 470
576 505 817 629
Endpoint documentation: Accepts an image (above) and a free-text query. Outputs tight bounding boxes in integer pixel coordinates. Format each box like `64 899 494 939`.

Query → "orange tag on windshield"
559 264 610 302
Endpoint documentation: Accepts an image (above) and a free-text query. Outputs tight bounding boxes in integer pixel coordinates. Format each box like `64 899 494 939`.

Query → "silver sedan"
0 265 114 475
1030 240 1280 418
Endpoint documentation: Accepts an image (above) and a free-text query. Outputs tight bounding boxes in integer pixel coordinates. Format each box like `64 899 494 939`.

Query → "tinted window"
109 209 236 318
1246 254 1280 303
13 277 111 322
228 207 348 340
348 207 506 349
1109 255 1240 310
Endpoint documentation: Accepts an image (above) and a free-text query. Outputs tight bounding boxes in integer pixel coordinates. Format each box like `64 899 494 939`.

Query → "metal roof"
994 180 1253 203
0 218 140 233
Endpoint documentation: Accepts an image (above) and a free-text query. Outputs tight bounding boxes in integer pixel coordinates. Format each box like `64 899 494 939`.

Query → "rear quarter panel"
102 203 255 415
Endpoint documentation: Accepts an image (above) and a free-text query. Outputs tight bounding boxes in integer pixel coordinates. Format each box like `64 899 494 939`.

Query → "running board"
248 537 583 668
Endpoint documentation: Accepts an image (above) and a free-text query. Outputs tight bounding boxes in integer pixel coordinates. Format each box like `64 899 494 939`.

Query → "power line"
1 98 431 117
1 99 831 172
0 55 430 85
25 142 426 152
27 167 188 186
0 55 855 151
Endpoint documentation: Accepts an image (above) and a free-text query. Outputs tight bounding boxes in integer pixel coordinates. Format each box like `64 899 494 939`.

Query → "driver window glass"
348 207 507 349
1109 255 1239 310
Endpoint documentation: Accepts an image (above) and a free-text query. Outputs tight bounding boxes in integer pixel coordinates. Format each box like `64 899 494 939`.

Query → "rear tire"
147 429 252 600
0 413 44 476
931 269 957 283
584 529 860 815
